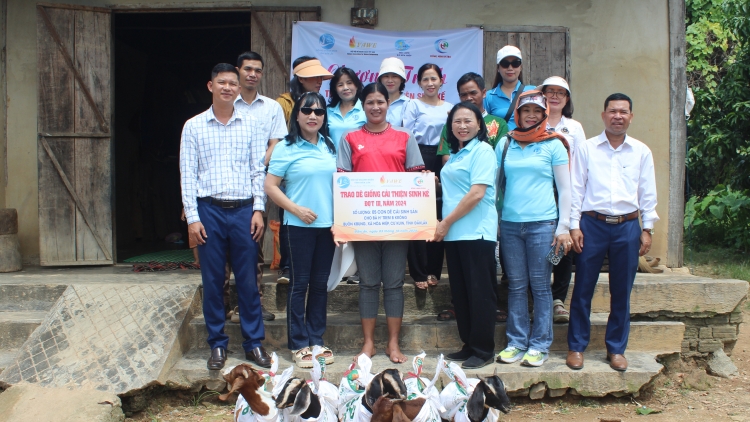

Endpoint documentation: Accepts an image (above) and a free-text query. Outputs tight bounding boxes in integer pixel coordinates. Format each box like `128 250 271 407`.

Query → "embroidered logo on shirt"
357 144 365 150
487 120 500 140
561 127 569 134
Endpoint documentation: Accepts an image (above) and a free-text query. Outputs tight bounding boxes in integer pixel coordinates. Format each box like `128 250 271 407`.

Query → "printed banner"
291 22 483 105
333 173 437 242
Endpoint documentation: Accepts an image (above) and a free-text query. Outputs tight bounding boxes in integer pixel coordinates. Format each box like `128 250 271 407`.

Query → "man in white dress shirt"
235 51 288 321
566 93 658 372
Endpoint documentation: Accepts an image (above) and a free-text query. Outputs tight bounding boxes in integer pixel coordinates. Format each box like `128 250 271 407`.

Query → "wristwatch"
643 228 654 235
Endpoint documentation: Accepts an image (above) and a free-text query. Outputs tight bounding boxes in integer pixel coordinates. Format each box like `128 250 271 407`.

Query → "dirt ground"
125 309 750 422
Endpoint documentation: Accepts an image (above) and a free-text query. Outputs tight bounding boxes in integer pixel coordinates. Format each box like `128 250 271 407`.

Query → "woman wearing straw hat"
378 57 411 126
538 76 586 324
483 45 535 130
495 91 572 368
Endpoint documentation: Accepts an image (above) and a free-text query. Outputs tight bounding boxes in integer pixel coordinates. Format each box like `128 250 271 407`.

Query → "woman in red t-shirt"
337 82 424 363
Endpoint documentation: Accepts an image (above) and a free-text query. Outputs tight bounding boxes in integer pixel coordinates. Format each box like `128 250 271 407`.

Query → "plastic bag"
338 354 374 422
403 353 445 422
438 361 498 422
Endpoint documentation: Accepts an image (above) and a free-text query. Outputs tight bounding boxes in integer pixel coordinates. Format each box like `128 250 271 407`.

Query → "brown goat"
371 396 426 422
219 363 272 416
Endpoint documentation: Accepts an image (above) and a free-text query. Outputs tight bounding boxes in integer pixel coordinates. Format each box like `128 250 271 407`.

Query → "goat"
466 372 511 422
363 369 408 412
219 363 277 419
275 377 323 420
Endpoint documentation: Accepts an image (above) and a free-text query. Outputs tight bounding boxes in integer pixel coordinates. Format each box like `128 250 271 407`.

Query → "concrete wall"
6 0 671 263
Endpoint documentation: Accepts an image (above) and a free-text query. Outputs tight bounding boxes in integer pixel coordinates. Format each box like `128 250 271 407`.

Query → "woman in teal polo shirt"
495 91 572 368
432 101 498 369
483 45 535 130
265 92 338 368
327 67 366 148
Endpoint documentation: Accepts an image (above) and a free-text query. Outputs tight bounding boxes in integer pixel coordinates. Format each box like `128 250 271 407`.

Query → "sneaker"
497 346 525 363
521 350 548 367
277 268 290 284
346 272 360 285
553 299 570 323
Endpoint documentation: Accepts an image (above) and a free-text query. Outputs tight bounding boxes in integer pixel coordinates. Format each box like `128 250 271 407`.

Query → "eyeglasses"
300 107 326 116
499 59 522 69
544 89 568 98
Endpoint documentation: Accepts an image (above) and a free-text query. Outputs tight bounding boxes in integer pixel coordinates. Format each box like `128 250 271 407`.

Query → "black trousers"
551 251 575 302
409 144 444 282
445 239 497 360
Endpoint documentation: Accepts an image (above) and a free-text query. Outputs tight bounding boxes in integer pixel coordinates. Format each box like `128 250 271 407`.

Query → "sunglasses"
300 107 326 116
499 59 522 69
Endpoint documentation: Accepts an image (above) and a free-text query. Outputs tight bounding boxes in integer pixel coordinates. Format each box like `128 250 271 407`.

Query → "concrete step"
0 284 67 311
0 349 16 375
0 311 47 349
167 349 663 398
246 273 747 316
187 313 684 354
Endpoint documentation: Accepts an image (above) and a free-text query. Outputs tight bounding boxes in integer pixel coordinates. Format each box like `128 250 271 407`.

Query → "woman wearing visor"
495 91 572 368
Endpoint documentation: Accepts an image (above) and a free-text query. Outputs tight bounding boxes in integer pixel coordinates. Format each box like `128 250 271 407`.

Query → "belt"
198 197 253 209
583 210 639 224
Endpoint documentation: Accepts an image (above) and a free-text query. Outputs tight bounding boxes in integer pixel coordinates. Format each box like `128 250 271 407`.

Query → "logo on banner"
337 176 351 189
394 39 411 51
413 177 425 186
319 33 335 50
348 36 378 56
435 39 449 53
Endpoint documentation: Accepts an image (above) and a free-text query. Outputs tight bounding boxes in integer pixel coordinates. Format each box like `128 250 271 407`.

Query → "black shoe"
246 346 272 368
446 347 473 362
462 355 493 369
207 347 227 371
261 304 276 321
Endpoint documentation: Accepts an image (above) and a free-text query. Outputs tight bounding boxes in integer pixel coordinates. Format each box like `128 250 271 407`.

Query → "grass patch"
684 245 750 282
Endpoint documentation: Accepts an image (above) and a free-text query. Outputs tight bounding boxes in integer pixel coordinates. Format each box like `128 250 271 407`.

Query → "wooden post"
667 0 687 268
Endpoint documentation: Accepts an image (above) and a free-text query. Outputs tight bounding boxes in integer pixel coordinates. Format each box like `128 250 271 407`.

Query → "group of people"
180 44 658 373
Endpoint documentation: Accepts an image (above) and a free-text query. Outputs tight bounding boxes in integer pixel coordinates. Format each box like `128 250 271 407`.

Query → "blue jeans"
500 220 556 353
284 225 336 350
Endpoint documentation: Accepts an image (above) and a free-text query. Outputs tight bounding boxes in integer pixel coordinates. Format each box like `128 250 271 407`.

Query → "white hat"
516 91 547 110
496 45 522 63
379 57 406 80
538 76 570 94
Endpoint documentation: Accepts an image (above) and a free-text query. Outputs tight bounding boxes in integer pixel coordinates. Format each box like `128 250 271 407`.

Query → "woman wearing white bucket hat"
378 57 411 126
483 45 535 130
538 76 586 324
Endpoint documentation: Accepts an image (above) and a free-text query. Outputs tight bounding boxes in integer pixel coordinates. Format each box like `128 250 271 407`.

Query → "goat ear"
467 382 487 422
365 373 384 408
290 383 312 416
242 368 249 379
219 376 245 401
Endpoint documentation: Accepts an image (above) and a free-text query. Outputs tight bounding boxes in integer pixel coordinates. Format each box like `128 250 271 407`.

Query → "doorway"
113 11 251 260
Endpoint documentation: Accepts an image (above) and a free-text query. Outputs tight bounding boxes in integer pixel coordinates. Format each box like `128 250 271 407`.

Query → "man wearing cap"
235 51 289 322
181 63 272 371
566 93 658 372
378 57 411 126
484 45 536 130
437 72 508 164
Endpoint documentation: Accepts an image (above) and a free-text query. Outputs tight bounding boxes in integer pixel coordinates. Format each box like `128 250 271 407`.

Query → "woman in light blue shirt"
495 91 572 368
378 57 410 126
265 92 337 368
483 45 535 130
403 64 453 290
432 102 498 370
327 67 366 148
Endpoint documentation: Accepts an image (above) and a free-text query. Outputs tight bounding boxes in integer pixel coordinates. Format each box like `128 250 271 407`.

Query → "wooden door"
37 4 113 265
482 26 570 87
250 8 320 100
249 8 319 264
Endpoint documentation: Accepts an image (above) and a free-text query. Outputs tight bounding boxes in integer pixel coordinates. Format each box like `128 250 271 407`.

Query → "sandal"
312 345 335 364
230 306 240 324
496 309 508 323
427 275 439 287
414 280 428 290
437 307 456 321
293 347 314 368
553 299 570 323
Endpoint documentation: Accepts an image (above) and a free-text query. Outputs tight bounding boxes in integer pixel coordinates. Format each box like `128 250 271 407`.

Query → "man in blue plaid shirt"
180 63 272 370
